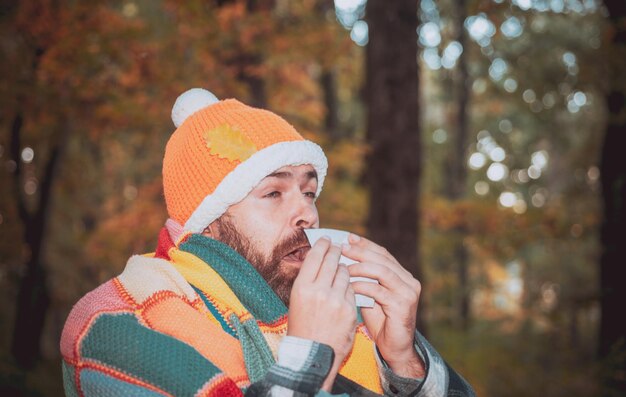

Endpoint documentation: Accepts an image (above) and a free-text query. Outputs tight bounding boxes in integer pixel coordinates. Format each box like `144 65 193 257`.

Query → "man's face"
207 164 320 305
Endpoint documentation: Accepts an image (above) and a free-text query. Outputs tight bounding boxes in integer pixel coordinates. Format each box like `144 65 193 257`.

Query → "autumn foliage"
0 1 622 396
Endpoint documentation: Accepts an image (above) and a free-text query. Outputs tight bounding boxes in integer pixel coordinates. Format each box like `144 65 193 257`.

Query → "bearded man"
60 89 475 397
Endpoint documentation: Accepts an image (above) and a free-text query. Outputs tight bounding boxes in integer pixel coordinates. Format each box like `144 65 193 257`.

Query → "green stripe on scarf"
179 234 287 323
230 313 276 383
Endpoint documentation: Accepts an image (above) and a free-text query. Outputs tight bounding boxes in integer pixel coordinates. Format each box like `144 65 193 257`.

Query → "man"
60 88 475 396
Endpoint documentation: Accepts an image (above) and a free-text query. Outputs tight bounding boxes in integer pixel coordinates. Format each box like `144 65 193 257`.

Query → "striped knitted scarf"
164 232 384 394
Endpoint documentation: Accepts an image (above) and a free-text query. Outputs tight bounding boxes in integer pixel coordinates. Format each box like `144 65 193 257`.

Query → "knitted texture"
60 256 247 396
162 95 328 233
173 233 383 394
60 230 383 396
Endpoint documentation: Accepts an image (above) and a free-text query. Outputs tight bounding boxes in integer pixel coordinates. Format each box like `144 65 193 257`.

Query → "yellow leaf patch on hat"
203 124 258 162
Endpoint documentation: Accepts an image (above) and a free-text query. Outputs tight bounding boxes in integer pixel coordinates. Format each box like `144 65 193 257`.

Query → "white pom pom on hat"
171 88 219 128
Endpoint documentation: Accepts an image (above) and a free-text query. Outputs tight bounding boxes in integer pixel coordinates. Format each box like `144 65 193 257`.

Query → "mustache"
271 229 310 261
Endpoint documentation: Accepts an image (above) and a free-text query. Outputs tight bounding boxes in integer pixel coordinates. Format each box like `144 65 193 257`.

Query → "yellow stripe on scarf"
169 248 251 323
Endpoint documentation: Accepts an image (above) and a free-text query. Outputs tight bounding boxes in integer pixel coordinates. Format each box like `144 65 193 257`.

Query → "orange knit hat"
163 88 328 233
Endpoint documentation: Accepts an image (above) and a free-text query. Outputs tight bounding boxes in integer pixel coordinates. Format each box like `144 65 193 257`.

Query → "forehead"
266 164 317 178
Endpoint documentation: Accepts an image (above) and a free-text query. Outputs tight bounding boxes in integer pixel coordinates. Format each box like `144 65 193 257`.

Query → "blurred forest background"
1 0 625 396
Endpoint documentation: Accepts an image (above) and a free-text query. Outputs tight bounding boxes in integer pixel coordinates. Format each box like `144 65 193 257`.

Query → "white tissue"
304 228 377 308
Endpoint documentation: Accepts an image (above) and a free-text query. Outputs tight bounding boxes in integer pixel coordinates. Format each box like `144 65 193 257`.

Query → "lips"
283 245 311 263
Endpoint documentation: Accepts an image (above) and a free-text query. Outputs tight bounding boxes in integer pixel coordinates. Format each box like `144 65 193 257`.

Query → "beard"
212 216 308 306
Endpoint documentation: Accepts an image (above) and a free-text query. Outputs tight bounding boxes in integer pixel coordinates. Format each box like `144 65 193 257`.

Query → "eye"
264 191 281 198
304 192 317 199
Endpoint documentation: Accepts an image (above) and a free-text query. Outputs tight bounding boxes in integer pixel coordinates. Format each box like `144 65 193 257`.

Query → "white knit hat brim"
183 140 328 233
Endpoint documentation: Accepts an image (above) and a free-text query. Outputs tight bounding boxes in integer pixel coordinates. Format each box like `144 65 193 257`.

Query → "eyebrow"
266 169 318 181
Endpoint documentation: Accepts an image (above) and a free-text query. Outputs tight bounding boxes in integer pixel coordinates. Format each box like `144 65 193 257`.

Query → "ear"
201 222 218 238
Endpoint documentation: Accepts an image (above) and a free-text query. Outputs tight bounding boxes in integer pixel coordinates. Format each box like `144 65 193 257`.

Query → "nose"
292 195 318 229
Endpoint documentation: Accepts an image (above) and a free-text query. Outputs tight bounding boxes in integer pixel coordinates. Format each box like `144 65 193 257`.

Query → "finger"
345 283 356 306
296 237 331 282
348 262 421 299
348 234 398 263
350 266 420 316
315 243 342 285
338 268 357 312
332 263 351 290
342 243 411 280
352 279 419 321
351 281 395 309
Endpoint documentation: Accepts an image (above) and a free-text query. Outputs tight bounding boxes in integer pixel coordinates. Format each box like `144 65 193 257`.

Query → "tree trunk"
364 0 422 329
599 0 626 395
239 58 268 109
9 111 65 368
221 0 271 108
449 0 471 330
321 68 341 140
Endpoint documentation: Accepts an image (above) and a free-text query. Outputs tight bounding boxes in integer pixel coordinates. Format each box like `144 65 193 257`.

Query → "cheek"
237 212 281 253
